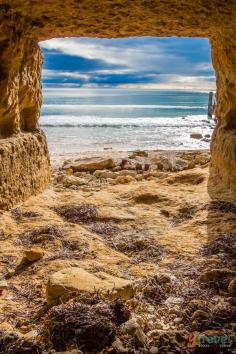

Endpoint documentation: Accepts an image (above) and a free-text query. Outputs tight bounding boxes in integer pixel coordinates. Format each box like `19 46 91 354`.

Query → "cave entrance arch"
0 1 235 209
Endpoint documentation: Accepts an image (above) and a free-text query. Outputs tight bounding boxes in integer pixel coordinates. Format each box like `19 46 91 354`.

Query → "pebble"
173 317 183 324
150 346 159 354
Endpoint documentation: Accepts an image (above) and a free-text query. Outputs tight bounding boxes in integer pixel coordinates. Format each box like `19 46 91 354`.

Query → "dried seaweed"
8 281 44 305
54 203 98 223
201 233 236 267
90 221 120 235
171 206 196 226
18 225 65 246
97 229 165 263
0 330 43 354
207 200 236 214
11 208 41 222
44 299 118 352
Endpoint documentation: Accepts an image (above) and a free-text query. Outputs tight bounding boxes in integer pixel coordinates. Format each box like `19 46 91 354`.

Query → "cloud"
40 37 216 90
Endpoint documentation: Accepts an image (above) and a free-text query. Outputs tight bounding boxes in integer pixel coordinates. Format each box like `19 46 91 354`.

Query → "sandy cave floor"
0 150 235 353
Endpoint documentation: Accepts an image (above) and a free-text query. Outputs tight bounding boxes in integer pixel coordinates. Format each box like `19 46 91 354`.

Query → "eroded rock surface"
0 1 235 206
46 267 134 305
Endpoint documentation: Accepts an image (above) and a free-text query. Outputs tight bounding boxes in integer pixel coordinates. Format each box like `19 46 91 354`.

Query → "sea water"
40 88 215 155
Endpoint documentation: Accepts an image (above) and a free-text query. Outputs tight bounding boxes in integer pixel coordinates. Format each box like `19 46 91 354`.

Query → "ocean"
40 88 215 155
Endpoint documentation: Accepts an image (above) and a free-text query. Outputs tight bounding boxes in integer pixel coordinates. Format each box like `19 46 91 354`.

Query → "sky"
40 37 216 91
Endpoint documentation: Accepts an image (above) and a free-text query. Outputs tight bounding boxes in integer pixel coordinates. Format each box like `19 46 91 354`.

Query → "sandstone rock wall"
0 0 236 207
0 15 50 209
210 34 236 191
0 131 50 210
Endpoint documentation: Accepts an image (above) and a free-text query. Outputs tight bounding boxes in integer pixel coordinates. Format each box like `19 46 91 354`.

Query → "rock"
121 318 147 346
62 175 87 186
115 175 135 184
95 170 117 179
129 150 148 158
156 157 173 171
200 268 236 283
135 162 143 170
112 338 127 352
228 278 236 295
165 296 184 305
46 267 134 306
143 163 150 171
155 273 172 284
173 158 195 171
133 190 168 204
64 168 73 175
150 346 159 354
0 322 14 333
65 157 116 172
122 162 136 170
73 171 87 177
24 247 44 262
173 317 182 324
190 133 203 139
135 175 143 181
0 280 8 293
191 310 208 321
117 170 137 177
24 330 38 340
201 137 211 142
112 166 122 172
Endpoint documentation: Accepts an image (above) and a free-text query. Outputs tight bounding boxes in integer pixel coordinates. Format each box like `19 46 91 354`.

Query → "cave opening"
39 37 216 157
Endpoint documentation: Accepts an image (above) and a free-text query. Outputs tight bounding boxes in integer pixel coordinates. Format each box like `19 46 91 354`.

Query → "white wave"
43 104 205 109
40 114 211 128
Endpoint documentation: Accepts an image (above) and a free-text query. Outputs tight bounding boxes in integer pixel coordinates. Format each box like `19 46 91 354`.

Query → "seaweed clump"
54 204 98 223
18 225 65 246
43 296 130 352
0 330 42 354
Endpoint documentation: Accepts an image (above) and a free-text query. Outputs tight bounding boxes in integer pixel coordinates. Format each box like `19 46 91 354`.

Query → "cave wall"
0 16 51 209
0 0 236 208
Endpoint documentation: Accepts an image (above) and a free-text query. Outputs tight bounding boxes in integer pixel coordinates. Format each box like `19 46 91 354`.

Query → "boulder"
190 133 203 139
46 267 134 305
65 157 116 172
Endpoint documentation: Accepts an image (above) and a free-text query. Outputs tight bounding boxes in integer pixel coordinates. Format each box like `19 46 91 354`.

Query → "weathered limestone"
0 0 235 207
0 131 50 209
0 18 50 208
46 267 135 305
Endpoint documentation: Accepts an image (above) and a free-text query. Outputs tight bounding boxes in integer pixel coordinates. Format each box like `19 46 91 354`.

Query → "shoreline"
50 148 211 169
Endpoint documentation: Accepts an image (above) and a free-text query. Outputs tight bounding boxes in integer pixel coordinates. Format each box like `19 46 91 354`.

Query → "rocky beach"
0 149 235 353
